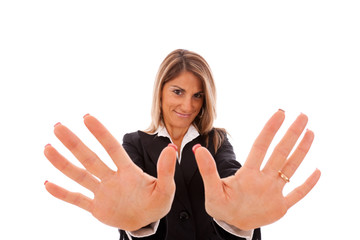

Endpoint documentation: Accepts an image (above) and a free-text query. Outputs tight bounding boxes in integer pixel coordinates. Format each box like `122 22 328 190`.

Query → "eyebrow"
170 85 185 92
170 85 204 94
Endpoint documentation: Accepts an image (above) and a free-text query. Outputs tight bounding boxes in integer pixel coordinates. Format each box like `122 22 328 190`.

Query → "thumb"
156 144 177 194
193 144 222 193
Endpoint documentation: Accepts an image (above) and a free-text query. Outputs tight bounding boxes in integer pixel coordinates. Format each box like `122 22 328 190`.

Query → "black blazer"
119 129 261 240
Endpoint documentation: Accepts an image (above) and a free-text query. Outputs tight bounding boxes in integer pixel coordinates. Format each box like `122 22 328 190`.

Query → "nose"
181 96 193 113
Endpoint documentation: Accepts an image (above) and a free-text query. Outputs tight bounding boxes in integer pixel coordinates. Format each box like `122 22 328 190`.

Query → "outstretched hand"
44 115 177 231
193 110 321 231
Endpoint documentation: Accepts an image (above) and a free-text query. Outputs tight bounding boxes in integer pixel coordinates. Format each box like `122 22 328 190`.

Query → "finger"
54 123 114 180
83 115 134 170
44 181 93 212
44 144 100 193
193 144 222 194
244 110 285 170
285 169 321 209
263 113 308 173
280 130 314 179
156 144 177 196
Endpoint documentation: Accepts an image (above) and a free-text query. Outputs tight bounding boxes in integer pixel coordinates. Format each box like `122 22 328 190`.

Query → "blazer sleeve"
122 132 146 170
214 134 241 178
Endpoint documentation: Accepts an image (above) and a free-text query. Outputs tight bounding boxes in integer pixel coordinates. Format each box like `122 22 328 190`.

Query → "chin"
172 118 195 129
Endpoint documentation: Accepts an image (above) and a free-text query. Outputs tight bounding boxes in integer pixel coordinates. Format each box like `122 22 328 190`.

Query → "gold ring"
278 171 290 183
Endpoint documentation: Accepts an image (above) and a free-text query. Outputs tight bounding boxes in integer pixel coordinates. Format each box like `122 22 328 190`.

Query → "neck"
164 124 189 145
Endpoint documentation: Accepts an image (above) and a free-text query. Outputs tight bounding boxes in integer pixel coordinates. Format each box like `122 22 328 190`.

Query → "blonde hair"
147 49 226 151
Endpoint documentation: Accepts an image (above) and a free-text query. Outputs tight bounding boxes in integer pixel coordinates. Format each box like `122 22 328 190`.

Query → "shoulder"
203 127 229 153
123 130 161 148
205 128 226 139
122 131 153 159
212 127 228 140
123 130 153 142
205 128 241 177
123 131 140 144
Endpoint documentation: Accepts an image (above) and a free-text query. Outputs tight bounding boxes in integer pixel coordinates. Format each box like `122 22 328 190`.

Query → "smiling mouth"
174 111 192 118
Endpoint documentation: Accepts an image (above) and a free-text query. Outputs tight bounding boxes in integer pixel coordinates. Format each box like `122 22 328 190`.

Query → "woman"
44 49 321 240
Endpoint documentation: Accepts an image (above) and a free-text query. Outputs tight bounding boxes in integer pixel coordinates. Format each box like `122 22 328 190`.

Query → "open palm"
194 110 321 230
44 115 177 231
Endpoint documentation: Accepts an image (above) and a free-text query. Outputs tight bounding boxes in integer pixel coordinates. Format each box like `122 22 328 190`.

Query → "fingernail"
54 122 61 127
83 113 90 119
44 144 51 149
278 109 285 113
44 180 48 185
168 143 178 152
192 144 202 154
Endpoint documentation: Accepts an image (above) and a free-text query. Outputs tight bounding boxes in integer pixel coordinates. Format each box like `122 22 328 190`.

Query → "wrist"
221 214 253 231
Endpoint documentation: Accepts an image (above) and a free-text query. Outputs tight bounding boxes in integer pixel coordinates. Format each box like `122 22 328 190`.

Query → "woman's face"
161 71 204 132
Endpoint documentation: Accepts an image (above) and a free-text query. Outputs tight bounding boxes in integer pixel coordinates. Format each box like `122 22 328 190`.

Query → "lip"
174 111 192 118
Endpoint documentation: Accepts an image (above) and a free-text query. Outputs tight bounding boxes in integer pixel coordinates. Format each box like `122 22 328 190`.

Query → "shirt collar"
155 124 200 162
156 124 199 143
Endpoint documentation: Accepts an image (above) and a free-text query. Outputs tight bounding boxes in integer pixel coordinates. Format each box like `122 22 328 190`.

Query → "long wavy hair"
147 49 226 152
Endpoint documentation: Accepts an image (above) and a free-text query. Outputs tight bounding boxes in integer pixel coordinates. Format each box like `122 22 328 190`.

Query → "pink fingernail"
278 109 285 113
44 180 48 185
192 144 202 154
54 122 61 127
44 144 51 148
83 113 90 119
168 143 178 152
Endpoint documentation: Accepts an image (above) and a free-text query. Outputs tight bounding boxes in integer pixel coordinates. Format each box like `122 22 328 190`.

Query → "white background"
1 1 359 239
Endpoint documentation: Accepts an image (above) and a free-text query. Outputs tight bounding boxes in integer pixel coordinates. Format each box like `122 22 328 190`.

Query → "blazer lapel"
138 131 193 212
180 136 202 185
139 131 170 167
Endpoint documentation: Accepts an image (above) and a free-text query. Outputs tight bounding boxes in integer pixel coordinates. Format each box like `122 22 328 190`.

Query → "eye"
194 92 204 99
173 89 182 95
